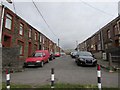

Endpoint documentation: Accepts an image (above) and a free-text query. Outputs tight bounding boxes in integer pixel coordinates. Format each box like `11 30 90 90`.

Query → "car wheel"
77 62 80 66
93 64 97 67
23 65 27 68
40 61 44 67
23 63 28 68
76 61 80 66
47 59 49 63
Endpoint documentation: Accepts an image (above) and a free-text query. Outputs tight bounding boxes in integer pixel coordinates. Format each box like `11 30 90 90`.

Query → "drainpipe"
0 3 5 48
0 3 5 90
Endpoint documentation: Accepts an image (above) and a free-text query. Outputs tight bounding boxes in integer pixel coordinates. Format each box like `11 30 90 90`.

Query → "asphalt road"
2 55 118 87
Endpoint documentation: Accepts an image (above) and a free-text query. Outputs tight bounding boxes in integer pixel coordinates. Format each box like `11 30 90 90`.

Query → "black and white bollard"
97 64 101 90
51 68 55 88
6 69 10 90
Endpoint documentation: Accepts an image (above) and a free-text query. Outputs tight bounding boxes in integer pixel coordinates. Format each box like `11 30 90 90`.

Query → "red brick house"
1 5 60 61
78 16 120 60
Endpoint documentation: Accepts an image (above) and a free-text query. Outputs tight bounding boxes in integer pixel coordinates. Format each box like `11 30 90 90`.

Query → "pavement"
97 59 120 72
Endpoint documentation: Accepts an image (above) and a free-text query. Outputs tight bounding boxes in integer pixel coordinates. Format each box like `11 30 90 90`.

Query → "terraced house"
0 5 61 69
78 16 120 61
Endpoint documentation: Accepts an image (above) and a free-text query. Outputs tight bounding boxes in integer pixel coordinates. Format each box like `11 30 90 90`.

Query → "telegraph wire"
32 0 59 38
12 0 17 14
80 0 115 17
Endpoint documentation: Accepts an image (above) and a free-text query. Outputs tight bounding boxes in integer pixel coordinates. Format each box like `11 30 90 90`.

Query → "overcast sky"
1 0 119 50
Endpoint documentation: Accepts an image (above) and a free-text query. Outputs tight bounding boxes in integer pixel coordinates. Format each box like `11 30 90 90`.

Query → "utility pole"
76 40 79 51
118 1 120 16
58 38 60 53
54 43 56 53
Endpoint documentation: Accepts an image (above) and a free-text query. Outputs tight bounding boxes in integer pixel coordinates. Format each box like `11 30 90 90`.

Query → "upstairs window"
19 23 24 35
40 35 42 42
107 29 111 39
43 37 45 44
97 43 101 50
35 32 37 41
114 25 118 36
29 29 32 38
5 14 12 30
98 34 101 41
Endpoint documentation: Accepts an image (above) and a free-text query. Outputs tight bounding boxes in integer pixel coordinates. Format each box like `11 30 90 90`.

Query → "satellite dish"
6 0 12 4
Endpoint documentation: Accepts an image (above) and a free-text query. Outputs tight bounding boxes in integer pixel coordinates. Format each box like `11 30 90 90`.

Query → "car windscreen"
77 52 92 56
55 52 59 54
32 52 43 57
73 52 77 54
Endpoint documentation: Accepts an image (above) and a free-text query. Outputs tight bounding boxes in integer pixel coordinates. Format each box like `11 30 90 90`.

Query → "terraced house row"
78 16 120 61
0 5 61 61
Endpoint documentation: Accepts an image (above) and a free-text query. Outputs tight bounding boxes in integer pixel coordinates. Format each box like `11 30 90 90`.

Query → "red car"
24 50 50 67
54 52 61 57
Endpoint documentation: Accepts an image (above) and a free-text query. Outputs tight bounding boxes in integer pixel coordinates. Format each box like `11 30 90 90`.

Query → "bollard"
97 64 101 90
51 68 54 88
6 69 10 90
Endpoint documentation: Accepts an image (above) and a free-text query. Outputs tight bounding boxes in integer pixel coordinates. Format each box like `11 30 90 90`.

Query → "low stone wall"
2 47 24 72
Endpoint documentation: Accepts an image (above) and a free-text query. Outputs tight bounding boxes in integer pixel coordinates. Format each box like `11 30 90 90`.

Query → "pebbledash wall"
78 16 120 60
1 6 60 70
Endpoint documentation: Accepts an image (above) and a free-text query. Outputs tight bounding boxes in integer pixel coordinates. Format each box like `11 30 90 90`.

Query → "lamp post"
76 40 79 51
58 38 60 53
118 1 120 16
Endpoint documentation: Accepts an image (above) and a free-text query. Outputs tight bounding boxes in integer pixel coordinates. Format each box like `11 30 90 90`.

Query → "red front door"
3 35 11 47
28 42 32 56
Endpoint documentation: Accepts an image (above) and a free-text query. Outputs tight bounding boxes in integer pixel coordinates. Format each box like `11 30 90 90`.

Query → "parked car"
24 50 50 67
71 51 77 58
49 52 55 60
60 52 66 56
75 51 97 66
54 52 61 57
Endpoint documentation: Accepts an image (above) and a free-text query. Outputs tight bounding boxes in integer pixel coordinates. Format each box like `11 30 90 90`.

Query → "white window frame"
19 23 23 35
5 14 12 30
105 44 108 49
97 43 101 50
43 37 45 44
98 34 101 41
29 29 32 37
35 32 37 41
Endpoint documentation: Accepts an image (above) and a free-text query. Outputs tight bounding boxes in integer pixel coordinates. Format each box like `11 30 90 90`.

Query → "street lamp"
58 38 59 47
76 40 79 51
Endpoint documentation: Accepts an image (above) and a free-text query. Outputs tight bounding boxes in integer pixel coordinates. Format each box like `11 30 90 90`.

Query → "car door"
43 52 48 62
